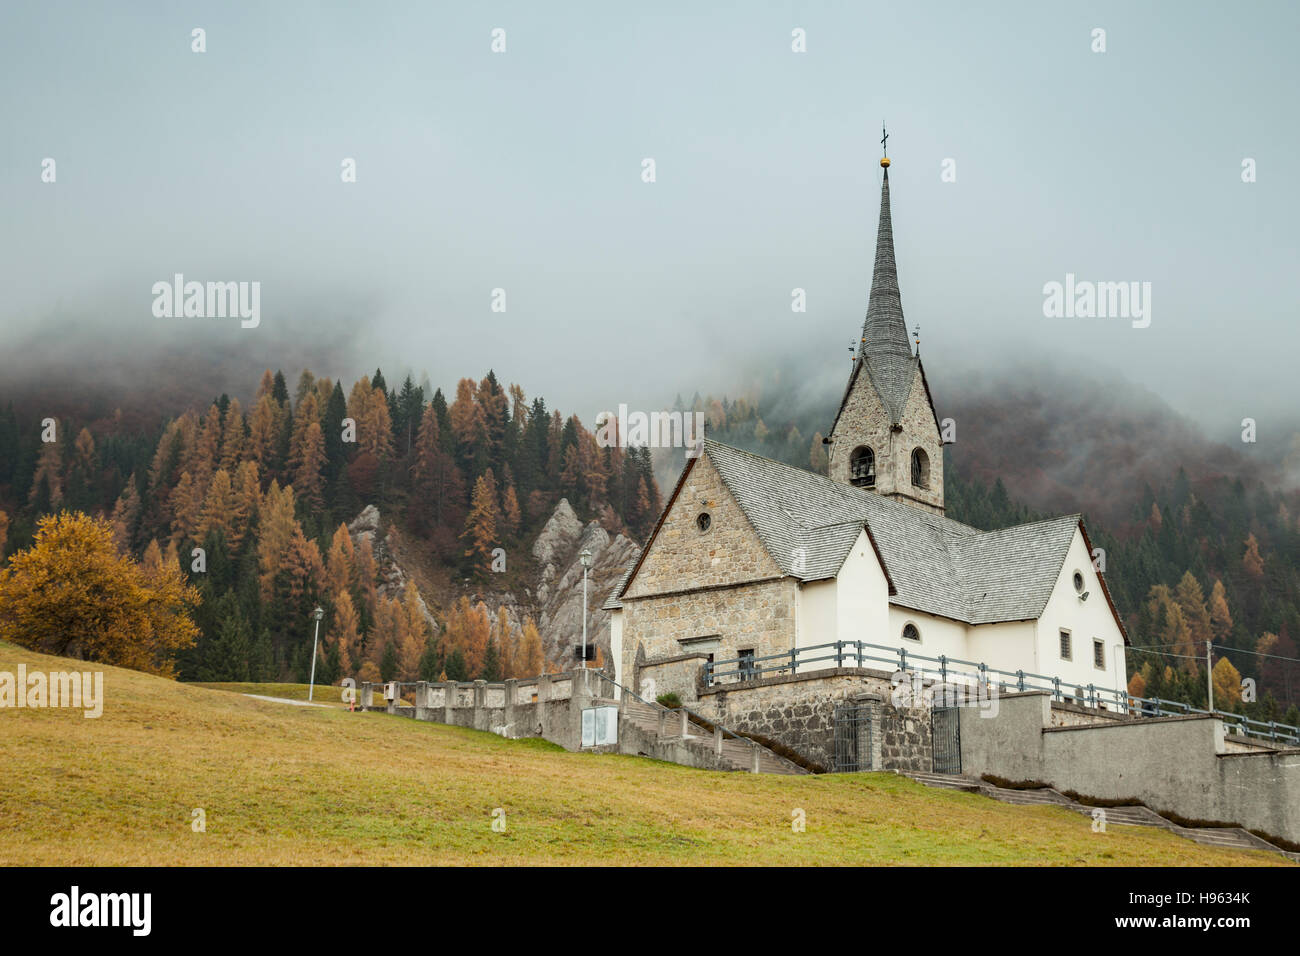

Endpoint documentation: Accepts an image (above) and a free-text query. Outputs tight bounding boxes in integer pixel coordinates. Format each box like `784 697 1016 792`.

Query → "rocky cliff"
346 498 638 674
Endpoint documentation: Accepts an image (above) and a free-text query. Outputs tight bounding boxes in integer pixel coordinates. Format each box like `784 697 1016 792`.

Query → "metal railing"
590 672 799 774
705 640 1300 746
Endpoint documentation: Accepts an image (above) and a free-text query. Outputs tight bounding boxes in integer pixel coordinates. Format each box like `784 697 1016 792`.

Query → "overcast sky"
2 0 1296 442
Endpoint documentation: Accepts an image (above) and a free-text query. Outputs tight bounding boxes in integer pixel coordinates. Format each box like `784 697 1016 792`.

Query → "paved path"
243 694 330 708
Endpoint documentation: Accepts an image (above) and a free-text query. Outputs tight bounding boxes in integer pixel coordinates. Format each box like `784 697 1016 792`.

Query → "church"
606 147 1129 706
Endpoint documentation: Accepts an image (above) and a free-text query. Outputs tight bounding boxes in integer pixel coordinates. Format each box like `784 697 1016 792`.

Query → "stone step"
985 787 1076 806
901 772 984 792
901 770 1296 860
1178 827 1274 851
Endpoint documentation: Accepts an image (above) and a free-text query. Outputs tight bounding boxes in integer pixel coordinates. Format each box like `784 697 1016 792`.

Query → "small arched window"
902 623 921 642
850 446 875 487
911 447 930 489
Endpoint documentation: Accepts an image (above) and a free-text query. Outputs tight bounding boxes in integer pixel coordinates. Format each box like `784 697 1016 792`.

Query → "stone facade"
697 668 934 773
621 454 793 694
828 364 945 515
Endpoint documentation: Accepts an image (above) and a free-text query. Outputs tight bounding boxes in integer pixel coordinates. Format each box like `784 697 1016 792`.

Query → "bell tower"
827 133 945 515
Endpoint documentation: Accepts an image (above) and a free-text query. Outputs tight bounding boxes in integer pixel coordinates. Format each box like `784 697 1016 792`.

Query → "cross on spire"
881 124 889 158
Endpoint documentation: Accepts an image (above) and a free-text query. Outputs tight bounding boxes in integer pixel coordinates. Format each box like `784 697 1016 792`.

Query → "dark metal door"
832 702 873 773
931 706 961 774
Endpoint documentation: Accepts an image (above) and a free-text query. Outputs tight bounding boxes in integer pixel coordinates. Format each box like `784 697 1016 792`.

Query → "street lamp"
308 606 325 701
579 548 592 669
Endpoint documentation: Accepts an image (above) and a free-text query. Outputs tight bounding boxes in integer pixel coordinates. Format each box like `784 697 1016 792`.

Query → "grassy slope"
0 642 1288 867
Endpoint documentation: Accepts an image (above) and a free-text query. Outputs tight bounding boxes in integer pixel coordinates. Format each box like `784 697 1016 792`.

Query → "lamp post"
580 548 592 668
308 606 325 702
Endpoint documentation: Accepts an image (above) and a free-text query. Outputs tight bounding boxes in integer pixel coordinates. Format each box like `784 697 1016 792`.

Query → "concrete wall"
362 672 594 751
959 692 1300 843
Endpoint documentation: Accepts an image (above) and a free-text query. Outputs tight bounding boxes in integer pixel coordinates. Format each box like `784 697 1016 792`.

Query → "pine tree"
519 616 543 677
230 460 261 552
256 481 299 602
197 469 237 543
481 638 503 681
465 600 491 676
499 480 521 539
293 420 327 513
219 398 246 471
325 523 355 600
417 641 440 682
1243 534 1265 578
193 405 222 485
1174 571 1213 651
109 477 141 554
494 606 514 678
248 395 278 469
444 647 469 681
1209 579 1233 643
461 470 500 573
29 436 63 510
170 470 203 545
380 640 399 682
331 588 360 676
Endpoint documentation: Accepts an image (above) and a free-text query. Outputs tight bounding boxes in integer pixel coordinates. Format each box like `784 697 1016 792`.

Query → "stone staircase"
620 698 806 775
898 771 1297 861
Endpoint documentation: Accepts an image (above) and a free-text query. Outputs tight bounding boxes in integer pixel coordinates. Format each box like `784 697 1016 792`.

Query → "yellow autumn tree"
398 581 428 677
1242 534 1264 579
325 523 355 600
518 616 543 678
219 397 245 471
461 470 499 572
0 512 199 675
1211 656 1243 708
332 588 360 677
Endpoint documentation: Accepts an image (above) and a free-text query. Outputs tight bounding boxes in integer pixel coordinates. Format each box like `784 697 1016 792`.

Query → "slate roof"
833 168 920 428
601 558 638 611
606 439 1105 630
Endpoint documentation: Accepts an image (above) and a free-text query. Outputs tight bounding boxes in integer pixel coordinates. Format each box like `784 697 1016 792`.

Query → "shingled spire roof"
833 166 920 427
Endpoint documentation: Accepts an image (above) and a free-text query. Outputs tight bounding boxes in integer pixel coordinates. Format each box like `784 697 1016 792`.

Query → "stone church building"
605 153 1129 717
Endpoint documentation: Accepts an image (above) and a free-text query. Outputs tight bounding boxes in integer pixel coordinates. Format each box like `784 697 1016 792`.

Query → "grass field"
0 642 1289 866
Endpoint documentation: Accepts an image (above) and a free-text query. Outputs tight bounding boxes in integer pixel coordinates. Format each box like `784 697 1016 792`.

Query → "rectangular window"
738 648 757 681
1059 630 1072 661
1093 639 1105 670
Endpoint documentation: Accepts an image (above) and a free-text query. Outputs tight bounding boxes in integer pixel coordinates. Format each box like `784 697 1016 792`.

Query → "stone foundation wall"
697 667 935 772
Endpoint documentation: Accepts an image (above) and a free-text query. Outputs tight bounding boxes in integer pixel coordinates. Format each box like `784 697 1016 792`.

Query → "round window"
1073 571 1085 593
696 512 712 533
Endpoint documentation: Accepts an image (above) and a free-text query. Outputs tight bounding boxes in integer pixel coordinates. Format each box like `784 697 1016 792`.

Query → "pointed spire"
859 167 913 362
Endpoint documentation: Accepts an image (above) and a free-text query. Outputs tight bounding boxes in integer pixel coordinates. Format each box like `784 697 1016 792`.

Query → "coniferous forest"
0 368 660 688
2 367 1298 729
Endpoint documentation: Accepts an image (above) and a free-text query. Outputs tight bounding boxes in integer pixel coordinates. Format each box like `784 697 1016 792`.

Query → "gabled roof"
606 440 1128 640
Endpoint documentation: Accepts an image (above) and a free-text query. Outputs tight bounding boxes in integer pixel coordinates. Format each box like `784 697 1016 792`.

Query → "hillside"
0 642 1287 866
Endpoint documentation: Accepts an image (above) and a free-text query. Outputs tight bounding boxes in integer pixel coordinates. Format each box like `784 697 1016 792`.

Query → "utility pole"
1206 639 1214 713
308 606 325 702
579 549 592 668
